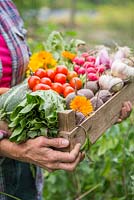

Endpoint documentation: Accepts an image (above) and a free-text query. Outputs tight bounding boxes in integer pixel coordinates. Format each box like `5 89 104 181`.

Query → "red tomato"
55 65 68 75
46 69 56 81
70 77 83 90
62 83 70 91
63 86 74 97
40 77 52 86
33 83 51 91
34 68 47 78
67 71 78 81
51 83 63 94
28 75 41 90
54 73 67 84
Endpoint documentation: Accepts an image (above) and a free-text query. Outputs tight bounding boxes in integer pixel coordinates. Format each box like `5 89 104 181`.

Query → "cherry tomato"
40 77 52 86
70 77 83 90
67 71 78 81
46 69 56 81
34 68 47 78
54 73 67 84
51 83 63 94
55 65 68 75
62 83 70 91
28 75 41 90
33 83 51 91
63 86 74 97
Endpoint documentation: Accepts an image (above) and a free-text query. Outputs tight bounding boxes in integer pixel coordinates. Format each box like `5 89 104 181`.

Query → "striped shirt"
0 34 12 87
0 0 29 86
0 1 43 199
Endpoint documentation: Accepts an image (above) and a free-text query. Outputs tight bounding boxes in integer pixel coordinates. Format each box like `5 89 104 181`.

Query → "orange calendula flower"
62 51 76 61
70 96 93 116
26 51 57 75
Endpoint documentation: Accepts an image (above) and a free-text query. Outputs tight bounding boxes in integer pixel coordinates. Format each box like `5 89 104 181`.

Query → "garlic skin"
108 77 124 92
111 59 134 81
95 47 110 69
99 74 124 92
99 75 113 90
114 46 131 60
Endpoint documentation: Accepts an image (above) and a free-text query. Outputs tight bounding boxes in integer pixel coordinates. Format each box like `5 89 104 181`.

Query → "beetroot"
78 88 94 100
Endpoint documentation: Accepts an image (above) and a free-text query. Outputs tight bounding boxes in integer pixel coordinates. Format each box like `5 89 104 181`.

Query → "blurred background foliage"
13 0 134 51
13 0 134 199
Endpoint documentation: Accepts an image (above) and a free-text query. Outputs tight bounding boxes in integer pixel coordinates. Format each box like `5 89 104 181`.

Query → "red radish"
96 65 105 73
77 67 85 75
88 73 98 81
86 56 96 63
87 67 96 74
81 52 89 58
73 57 85 65
74 64 80 72
83 61 95 69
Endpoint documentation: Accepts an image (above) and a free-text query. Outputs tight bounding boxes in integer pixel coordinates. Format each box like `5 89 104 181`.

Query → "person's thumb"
42 137 70 148
0 87 9 95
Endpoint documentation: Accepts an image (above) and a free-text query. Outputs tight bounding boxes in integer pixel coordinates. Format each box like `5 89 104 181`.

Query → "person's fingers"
121 102 132 119
80 151 85 162
121 107 128 118
0 87 9 95
117 118 122 123
40 137 70 148
50 143 81 163
127 101 132 109
123 101 131 112
49 152 82 171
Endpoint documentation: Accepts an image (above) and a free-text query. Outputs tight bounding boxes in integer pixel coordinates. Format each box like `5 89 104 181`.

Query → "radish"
73 57 85 65
96 65 105 73
88 73 98 81
77 67 85 75
81 52 89 58
86 56 96 63
87 67 96 74
74 64 80 73
83 61 95 69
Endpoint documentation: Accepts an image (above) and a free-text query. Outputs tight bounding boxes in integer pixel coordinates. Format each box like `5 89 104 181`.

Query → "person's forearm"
0 139 23 160
0 136 82 171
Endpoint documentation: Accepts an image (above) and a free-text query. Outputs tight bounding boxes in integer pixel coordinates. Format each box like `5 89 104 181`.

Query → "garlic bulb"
111 59 134 81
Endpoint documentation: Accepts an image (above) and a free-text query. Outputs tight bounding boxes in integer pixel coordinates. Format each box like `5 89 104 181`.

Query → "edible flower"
70 96 93 116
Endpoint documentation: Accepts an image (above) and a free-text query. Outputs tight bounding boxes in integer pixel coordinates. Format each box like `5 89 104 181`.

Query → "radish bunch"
73 53 106 81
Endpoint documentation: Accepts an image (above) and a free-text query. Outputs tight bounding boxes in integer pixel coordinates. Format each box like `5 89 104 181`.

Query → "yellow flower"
26 51 57 75
70 96 93 116
62 51 76 61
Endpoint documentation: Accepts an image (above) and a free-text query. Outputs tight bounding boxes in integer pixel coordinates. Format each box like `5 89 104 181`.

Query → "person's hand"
0 87 9 95
117 101 132 123
0 136 83 172
0 121 12 136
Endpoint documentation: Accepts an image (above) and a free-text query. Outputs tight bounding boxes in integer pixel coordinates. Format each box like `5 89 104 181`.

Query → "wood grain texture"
58 82 134 150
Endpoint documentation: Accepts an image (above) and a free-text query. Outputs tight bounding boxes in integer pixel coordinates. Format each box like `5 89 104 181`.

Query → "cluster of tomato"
28 65 83 97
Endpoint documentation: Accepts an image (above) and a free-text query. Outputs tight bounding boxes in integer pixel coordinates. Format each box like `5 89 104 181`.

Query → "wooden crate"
58 82 134 151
